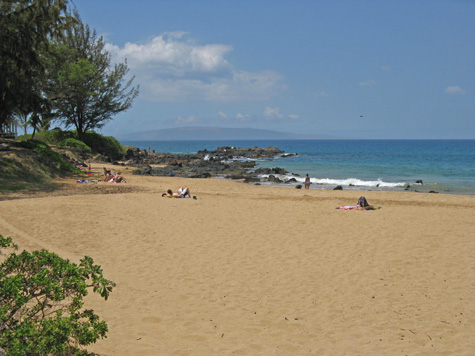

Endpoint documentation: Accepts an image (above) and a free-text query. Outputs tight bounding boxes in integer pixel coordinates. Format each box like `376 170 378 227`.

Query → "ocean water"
121 139 475 195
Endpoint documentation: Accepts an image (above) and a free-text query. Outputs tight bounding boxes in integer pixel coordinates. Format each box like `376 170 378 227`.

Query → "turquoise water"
121 139 475 195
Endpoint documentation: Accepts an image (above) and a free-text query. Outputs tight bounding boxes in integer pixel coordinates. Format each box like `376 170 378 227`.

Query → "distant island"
118 126 330 141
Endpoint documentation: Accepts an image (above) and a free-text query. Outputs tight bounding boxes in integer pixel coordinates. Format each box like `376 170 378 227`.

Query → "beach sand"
1 165 474 355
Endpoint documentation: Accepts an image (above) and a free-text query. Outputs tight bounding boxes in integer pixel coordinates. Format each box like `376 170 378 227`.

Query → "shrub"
15 140 81 173
58 138 92 152
0 235 115 356
17 129 73 145
81 132 126 160
17 129 126 160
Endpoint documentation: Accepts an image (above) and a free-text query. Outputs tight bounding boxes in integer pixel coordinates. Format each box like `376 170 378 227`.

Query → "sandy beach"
1 165 474 356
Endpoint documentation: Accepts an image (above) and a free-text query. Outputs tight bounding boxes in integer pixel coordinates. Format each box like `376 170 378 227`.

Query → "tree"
47 18 139 140
0 0 73 129
13 109 32 136
0 235 115 355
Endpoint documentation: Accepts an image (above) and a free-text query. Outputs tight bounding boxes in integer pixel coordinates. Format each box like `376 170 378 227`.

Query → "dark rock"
244 176 261 183
295 184 302 189
267 175 283 183
132 165 152 175
416 180 424 185
333 185 343 190
429 190 439 193
225 175 246 180
121 145 293 180
254 167 289 175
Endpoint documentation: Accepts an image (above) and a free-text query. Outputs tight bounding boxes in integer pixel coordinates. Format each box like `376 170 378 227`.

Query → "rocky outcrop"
128 146 294 182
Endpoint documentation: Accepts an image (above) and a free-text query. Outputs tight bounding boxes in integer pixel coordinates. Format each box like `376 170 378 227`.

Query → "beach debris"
295 184 302 189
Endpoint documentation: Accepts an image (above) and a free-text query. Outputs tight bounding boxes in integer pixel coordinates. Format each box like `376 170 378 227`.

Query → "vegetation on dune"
1 130 128 193
16 139 81 173
0 235 115 356
57 138 92 152
17 129 127 161
0 138 84 192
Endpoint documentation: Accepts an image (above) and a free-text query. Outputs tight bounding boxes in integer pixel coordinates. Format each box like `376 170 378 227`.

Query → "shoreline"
121 139 475 196
211 174 473 197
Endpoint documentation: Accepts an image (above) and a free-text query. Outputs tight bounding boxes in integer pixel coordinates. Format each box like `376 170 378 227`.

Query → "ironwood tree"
46 17 139 140
0 0 72 129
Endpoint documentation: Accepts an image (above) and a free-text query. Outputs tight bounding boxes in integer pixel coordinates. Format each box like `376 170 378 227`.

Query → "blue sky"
73 0 474 139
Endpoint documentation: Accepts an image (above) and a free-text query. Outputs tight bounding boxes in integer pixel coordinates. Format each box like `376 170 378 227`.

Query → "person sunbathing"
162 187 196 199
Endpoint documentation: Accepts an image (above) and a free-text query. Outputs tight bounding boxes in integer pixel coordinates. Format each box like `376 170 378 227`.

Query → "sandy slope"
1 166 474 355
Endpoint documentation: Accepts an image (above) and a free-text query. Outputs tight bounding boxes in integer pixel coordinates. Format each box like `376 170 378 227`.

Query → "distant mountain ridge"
119 127 326 140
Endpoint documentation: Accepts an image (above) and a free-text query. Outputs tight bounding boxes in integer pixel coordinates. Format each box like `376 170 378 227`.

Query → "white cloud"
218 111 228 119
264 107 299 121
106 32 286 102
445 86 466 95
264 106 284 119
235 113 251 122
106 32 231 76
173 115 203 125
358 79 376 87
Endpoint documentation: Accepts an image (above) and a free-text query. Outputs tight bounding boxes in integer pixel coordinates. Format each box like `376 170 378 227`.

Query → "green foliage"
0 0 74 127
17 129 74 145
46 17 139 140
81 132 126 160
58 138 92 152
0 235 115 356
17 129 126 160
16 139 81 173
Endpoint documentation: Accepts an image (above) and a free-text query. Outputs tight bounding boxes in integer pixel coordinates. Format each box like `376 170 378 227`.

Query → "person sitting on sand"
114 172 128 183
357 196 369 208
104 171 114 182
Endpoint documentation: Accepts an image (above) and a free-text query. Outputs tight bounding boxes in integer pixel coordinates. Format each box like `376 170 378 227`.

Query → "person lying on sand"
336 197 380 210
162 187 197 199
